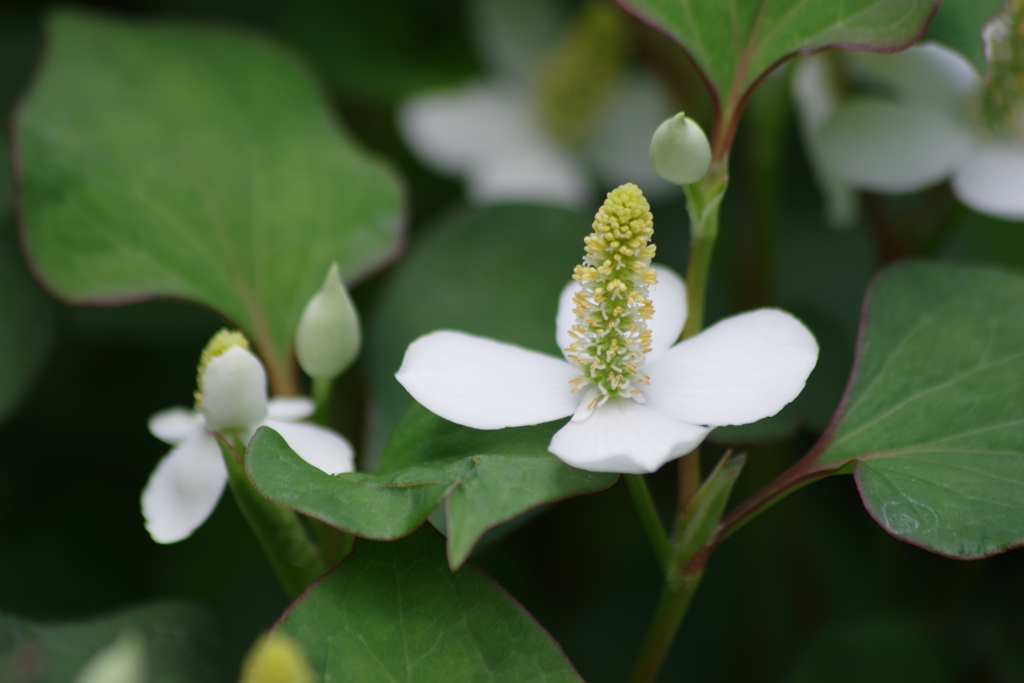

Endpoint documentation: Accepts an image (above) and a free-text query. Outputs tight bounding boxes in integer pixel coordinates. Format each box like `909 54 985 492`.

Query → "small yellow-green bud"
239 632 314 683
649 112 712 185
295 263 361 380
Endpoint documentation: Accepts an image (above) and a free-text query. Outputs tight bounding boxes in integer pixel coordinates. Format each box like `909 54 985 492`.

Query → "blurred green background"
1 0 1023 681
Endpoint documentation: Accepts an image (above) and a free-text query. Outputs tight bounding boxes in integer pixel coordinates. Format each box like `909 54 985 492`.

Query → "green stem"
219 434 326 597
677 163 729 516
627 572 704 683
625 474 671 573
311 375 333 426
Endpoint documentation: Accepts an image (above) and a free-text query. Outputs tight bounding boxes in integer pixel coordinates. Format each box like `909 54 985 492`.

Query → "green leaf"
246 403 616 569
616 0 936 143
0 136 54 422
0 602 232 683
365 203 591 459
812 262 1024 559
14 10 403 387
275 526 583 682
923 0 1005 72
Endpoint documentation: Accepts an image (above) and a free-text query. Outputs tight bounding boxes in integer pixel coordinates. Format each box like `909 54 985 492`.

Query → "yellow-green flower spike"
194 328 251 409
566 183 657 412
538 0 627 144
979 0 1024 137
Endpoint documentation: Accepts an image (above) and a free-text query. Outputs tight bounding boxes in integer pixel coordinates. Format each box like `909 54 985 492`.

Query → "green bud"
239 631 314 683
648 112 712 186
295 263 361 380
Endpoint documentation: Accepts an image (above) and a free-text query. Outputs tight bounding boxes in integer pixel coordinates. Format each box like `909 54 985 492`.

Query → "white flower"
395 185 818 474
141 345 354 544
809 42 1024 221
397 0 676 207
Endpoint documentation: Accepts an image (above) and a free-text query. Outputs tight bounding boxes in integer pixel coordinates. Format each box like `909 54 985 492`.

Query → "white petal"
396 330 580 430
847 43 980 109
468 146 589 206
584 72 677 202
818 99 973 193
267 396 316 422
148 406 204 445
141 429 226 544
646 265 687 364
555 280 580 362
952 145 1024 221
645 308 818 427
549 398 711 473
792 55 859 230
554 264 686 364
200 346 268 432
263 420 355 475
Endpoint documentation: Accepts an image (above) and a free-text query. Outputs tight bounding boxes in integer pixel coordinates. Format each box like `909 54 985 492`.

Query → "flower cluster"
397 184 819 473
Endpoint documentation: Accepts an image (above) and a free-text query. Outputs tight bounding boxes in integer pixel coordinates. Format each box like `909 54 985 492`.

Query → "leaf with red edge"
274 526 584 683
13 10 403 392
809 262 1024 559
616 0 937 152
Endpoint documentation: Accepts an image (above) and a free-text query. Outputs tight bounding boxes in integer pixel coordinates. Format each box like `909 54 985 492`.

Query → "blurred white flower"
803 41 1024 221
141 340 353 544
398 0 676 207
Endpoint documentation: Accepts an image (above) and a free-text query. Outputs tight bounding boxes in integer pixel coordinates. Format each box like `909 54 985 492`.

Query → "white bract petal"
263 419 355 476
200 346 269 432
952 145 1024 221
396 330 580 430
549 398 711 473
148 406 204 445
644 308 818 427
73 631 146 683
818 98 974 193
141 428 227 544
267 396 316 422
644 265 687 364
467 145 589 206
847 43 980 109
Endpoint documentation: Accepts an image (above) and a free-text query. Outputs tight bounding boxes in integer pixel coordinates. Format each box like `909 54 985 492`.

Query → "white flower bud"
649 112 712 185
200 345 268 432
295 263 361 380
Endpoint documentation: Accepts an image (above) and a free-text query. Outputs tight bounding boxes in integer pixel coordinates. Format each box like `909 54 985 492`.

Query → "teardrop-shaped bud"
649 112 712 185
295 263 361 380
239 631 314 683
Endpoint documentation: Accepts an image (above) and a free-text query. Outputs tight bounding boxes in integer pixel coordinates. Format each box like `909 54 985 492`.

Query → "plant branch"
625 474 671 573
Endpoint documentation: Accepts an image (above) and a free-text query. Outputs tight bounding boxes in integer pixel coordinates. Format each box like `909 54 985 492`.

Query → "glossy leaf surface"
276 527 583 682
14 10 403 387
813 262 1024 559
616 0 935 137
246 404 616 568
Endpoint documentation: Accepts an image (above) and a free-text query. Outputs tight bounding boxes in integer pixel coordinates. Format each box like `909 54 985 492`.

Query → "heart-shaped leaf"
274 526 583 682
13 10 403 391
246 403 616 569
810 262 1024 559
616 0 936 152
